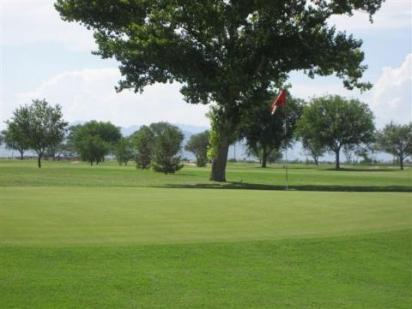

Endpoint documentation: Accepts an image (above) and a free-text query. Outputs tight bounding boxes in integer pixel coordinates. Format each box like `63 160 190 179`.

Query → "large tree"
296 95 375 169
55 0 384 181
377 122 412 170
240 92 303 168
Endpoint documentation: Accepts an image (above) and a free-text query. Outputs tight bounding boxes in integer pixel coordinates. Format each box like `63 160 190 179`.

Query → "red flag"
271 89 287 115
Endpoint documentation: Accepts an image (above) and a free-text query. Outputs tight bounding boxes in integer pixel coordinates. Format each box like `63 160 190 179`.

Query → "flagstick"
284 105 289 191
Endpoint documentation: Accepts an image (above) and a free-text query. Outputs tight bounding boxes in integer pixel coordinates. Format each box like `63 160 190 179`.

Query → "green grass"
0 159 411 191
0 160 411 308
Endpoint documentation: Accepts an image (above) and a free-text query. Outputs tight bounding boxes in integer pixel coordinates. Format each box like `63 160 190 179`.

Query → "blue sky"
1 0 411 129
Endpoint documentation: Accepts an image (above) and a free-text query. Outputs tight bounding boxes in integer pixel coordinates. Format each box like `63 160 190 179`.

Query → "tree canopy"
7 99 67 167
296 95 375 169
55 0 384 180
70 121 121 165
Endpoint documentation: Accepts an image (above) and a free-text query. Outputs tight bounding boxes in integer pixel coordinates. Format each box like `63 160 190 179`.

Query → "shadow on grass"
325 168 403 172
156 182 412 192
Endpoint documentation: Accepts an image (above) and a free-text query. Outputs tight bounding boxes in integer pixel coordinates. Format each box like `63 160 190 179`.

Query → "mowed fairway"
0 160 411 308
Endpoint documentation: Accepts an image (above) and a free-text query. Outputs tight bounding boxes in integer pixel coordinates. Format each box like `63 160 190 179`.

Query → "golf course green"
0 160 411 308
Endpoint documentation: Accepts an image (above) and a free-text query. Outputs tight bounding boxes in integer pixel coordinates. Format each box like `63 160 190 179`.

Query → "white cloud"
0 0 95 51
371 53 412 127
329 0 412 31
4 68 210 127
289 77 362 100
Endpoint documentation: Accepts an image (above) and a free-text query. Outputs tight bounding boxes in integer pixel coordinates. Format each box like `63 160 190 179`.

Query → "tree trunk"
400 154 404 170
210 135 229 182
261 147 267 168
37 154 42 168
335 148 340 169
19 150 24 160
313 156 319 166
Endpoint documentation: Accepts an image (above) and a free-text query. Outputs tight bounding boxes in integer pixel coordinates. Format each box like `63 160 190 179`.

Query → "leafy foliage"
70 121 121 166
296 95 375 169
55 0 384 181
130 126 155 169
377 122 412 170
150 122 184 174
185 130 210 167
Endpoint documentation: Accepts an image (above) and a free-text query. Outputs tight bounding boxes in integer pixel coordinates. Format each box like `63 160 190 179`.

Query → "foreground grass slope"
2 231 411 308
0 160 411 308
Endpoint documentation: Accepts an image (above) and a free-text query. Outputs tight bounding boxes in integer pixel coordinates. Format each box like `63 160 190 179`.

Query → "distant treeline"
1 96 411 172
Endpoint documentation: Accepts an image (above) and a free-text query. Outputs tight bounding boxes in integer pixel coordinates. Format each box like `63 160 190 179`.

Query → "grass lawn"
0 160 411 308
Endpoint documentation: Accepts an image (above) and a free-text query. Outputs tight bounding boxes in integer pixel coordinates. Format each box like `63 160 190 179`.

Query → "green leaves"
55 0 383 101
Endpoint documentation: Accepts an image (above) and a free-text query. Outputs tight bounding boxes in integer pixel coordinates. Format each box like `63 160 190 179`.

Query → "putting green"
1 187 410 246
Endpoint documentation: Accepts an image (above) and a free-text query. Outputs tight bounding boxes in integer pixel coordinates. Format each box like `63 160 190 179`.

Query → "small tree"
185 131 210 167
115 138 134 166
240 92 303 168
130 126 155 169
71 121 121 165
377 122 412 170
150 122 184 174
296 96 375 169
